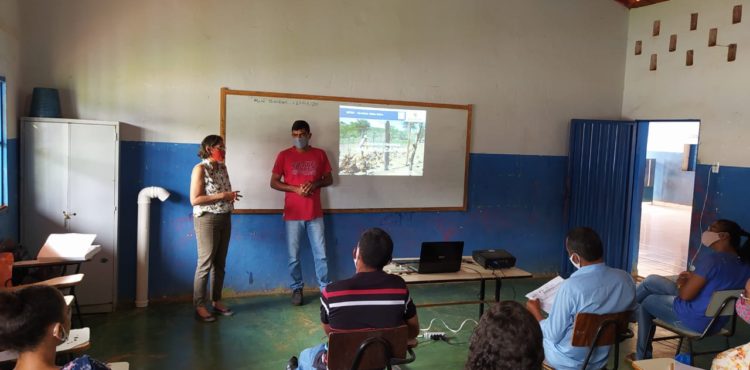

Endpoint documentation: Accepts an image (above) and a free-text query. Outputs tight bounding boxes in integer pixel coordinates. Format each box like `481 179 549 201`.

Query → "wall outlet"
711 162 720 173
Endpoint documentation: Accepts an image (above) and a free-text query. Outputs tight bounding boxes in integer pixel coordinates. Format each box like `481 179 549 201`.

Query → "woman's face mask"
737 296 750 324
210 147 226 162
701 230 722 247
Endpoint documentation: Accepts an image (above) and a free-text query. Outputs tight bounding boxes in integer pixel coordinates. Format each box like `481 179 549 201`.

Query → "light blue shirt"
541 263 636 370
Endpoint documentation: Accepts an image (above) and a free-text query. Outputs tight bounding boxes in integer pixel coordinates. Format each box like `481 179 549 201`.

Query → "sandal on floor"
195 310 216 323
212 305 234 316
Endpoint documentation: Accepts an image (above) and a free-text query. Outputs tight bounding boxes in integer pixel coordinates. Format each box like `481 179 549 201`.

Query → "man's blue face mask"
293 136 309 149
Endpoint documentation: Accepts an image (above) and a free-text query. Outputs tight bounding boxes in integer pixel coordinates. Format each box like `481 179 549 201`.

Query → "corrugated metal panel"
562 119 637 277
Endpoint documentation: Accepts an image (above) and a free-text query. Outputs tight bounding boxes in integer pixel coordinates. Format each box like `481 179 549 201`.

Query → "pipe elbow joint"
138 186 171 204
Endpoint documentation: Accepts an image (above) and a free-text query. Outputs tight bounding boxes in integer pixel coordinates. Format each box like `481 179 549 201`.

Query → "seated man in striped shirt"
289 227 420 370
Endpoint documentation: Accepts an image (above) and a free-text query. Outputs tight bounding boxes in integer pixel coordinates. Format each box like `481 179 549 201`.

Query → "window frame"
0 76 7 209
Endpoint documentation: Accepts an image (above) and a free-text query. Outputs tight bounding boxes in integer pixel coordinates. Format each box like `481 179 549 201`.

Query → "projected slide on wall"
338 105 427 176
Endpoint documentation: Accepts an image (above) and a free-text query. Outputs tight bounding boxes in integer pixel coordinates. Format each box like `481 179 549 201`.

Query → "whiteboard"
221 89 471 212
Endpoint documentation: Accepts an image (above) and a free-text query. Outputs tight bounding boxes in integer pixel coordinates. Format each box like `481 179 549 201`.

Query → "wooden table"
384 256 532 316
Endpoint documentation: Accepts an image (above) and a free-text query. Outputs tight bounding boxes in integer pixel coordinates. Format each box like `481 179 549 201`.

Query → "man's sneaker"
286 356 298 370
291 288 303 306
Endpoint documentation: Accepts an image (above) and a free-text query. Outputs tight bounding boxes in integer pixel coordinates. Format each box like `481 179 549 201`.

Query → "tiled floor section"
637 202 692 277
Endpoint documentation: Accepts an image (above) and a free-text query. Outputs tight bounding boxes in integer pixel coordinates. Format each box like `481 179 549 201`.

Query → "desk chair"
327 326 416 370
649 289 742 360
13 244 101 279
542 311 633 370
1 274 86 327
0 327 91 364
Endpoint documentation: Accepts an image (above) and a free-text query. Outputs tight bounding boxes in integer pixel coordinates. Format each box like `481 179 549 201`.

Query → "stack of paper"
37 234 98 260
56 327 90 352
525 276 565 313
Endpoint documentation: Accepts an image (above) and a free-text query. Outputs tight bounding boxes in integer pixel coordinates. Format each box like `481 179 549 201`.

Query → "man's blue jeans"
636 275 691 359
286 217 330 290
298 343 326 370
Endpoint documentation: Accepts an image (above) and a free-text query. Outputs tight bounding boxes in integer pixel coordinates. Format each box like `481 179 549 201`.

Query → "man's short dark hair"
358 228 393 270
566 227 604 262
291 120 310 133
465 300 544 370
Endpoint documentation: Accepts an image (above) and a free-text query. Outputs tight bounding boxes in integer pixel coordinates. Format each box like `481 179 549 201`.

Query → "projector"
472 249 516 269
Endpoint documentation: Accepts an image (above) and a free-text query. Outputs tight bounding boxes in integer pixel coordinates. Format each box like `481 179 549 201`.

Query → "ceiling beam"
615 0 670 9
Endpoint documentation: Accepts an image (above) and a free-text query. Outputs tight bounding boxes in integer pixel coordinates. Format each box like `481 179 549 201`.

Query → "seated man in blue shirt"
526 227 636 370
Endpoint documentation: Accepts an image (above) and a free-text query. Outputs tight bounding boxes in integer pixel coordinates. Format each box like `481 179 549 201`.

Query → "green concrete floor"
81 278 750 370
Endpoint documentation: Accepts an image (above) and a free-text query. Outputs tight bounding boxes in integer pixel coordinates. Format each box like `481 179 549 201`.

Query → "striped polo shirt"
320 270 417 330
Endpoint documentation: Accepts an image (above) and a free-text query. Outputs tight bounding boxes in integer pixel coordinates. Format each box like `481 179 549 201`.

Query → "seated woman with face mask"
633 219 750 360
0 285 109 370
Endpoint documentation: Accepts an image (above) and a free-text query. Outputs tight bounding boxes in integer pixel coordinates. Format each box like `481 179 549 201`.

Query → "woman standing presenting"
191 135 240 322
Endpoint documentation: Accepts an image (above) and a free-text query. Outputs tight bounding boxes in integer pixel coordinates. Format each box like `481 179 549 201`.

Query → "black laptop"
404 241 464 274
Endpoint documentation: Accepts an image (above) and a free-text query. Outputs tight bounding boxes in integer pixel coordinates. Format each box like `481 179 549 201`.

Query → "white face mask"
701 231 722 247
352 247 359 270
569 253 581 270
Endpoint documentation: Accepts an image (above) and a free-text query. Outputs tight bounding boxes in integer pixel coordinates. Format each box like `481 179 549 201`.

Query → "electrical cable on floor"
420 318 478 334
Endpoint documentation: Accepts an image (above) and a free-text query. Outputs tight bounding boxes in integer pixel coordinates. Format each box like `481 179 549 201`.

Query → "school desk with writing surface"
384 257 532 317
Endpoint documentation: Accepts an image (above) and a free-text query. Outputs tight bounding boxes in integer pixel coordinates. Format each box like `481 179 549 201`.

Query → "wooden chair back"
572 311 632 347
327 326 408 370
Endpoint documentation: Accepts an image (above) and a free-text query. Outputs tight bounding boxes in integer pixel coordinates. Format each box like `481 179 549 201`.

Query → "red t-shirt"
272 146 332 221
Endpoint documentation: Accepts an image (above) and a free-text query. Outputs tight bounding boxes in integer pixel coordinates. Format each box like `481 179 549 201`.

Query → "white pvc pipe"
135 186 170 308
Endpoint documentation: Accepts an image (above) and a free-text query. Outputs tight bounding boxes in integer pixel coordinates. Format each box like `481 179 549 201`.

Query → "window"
0 77 6 208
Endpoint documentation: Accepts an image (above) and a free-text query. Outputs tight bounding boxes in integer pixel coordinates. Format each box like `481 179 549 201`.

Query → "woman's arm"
678 271 707 301
190 165 233 206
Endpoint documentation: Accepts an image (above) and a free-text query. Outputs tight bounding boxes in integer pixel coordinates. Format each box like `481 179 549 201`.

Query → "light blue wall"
117 141 567 300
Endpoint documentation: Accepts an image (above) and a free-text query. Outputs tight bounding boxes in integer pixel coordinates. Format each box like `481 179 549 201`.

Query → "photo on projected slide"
338 105 426 176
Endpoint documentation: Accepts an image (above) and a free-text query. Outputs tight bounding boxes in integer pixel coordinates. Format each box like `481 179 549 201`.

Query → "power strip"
422 332 446 340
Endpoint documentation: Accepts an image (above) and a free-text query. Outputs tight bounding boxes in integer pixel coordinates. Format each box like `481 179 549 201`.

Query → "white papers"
38 233 98 260
56 327 90 352
525 276 565 313
674 362 703 370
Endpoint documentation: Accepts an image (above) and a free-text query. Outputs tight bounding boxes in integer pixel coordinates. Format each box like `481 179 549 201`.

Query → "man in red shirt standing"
271 120 333 306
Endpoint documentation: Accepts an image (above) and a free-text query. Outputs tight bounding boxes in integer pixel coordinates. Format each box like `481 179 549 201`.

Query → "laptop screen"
418 241 464 274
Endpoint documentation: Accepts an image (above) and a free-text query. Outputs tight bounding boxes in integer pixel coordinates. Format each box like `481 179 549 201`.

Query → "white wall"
623 0 750 167
19 0 628 156
0 0 21 139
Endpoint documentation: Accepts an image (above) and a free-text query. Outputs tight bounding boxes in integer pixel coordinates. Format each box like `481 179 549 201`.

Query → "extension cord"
423 331 446 340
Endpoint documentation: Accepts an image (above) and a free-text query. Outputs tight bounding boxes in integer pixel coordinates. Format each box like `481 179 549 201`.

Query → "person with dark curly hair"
0 285 109 370
465 300 544 370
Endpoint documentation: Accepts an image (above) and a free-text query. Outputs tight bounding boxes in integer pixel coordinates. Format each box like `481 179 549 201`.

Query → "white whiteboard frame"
220 87 472 213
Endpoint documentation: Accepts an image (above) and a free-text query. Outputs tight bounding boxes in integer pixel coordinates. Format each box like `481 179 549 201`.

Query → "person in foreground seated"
526 227 636 370
634 219 750 360
0 285 109 370
711 277 750 369
465 300 544 370
289 227 419 370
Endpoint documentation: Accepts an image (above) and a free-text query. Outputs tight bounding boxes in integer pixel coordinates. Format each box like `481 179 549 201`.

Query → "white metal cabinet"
21 117 119 312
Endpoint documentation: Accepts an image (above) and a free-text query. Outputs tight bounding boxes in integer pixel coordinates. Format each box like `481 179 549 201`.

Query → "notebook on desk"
402 241 464 274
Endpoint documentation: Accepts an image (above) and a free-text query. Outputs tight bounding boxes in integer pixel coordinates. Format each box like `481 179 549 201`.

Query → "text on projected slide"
338 105 426 176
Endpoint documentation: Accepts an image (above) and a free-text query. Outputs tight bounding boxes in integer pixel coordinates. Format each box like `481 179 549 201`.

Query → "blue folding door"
562 119 639 278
